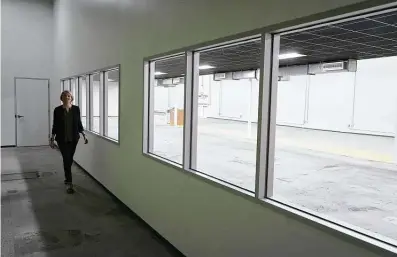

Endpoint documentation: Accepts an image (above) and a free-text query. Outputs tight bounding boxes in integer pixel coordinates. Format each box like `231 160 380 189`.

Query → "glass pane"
150 55 185 164
60 81 64 104
71 78 77 105
108 117 118 140
271 14 397 244
92 73 101 133
80 76 87 129
106 69 119 141
63 79 70 91
93 116 100 133
81 116 87 130
193 39 261 191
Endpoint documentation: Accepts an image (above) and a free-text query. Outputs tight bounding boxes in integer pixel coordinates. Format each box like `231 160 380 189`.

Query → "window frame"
142 4 397 254
103 67 120 141
60 64 121 144
89 72 102 135
145 54 186 165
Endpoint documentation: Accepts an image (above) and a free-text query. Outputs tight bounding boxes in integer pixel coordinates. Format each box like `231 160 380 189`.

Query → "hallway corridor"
1 147 182 257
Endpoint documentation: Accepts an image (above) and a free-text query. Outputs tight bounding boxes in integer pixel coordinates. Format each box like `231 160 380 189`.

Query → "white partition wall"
219 79 251 120
276 75 307 125
146 62 397 137
168 83 185 110
306 72 356 132
353 57 397 134
154 86 169 112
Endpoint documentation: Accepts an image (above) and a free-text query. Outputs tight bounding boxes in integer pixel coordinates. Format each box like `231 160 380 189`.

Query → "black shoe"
66 184 74 194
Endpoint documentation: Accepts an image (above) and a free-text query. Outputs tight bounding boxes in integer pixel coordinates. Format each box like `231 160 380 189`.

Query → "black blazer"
52 105 84 142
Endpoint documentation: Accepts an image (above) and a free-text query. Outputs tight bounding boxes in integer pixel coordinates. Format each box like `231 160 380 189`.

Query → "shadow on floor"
1 146 184 257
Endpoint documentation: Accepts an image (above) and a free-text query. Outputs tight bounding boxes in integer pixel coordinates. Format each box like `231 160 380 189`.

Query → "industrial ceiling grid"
155 10 397 79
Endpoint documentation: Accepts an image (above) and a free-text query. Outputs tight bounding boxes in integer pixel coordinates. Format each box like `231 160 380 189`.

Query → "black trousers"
58 141 78 184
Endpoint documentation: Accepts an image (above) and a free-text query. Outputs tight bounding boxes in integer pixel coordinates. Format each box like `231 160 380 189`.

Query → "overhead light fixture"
199 65 215 70
279 53 306 60
155 71 167 75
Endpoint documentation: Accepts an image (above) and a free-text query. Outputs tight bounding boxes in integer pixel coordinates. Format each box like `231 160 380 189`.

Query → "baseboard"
72 161 185 257
1 145 16 148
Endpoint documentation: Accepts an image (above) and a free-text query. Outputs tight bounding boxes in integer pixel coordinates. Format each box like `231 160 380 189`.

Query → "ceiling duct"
157 77 184 87
308 59 357 74
214 72 228 81
279 65 308 77
278 75 291 81
213 72 234 81
232 70 256 80
322 61 345 71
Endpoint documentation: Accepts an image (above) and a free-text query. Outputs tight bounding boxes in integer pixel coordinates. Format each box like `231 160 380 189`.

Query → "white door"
16 78 49 146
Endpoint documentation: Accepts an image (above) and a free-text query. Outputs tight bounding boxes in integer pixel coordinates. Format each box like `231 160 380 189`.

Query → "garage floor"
152 118 397 243
1 147 183 257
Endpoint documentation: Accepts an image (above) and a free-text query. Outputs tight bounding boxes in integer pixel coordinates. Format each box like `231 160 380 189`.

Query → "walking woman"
50 90 88 194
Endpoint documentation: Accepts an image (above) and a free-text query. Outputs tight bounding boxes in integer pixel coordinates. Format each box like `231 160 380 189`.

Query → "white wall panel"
204 77 221 118
219 79 250 120
353 57 397 134
168 83 184 109
306 72 355 131
276 75 307 125
154 86 169 111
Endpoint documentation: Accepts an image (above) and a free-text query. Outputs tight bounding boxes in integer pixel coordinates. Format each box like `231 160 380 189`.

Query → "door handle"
15 115 24 118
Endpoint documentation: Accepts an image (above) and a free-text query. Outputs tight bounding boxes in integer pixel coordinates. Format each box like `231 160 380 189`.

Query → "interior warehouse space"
2 0 397 256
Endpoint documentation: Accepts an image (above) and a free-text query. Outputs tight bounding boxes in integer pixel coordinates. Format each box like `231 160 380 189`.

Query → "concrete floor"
152 118 397 243
1 147 183 257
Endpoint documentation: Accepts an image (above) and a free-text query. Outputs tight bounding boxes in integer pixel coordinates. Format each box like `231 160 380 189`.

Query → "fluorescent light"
155 71 167 75
279 53 306 60
199 65 215 70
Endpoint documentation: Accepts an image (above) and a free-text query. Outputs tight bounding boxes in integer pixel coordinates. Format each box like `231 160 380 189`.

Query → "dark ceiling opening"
155 10 397 79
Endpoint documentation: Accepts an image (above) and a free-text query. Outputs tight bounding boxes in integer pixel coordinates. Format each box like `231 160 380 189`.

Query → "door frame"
14 77 51 146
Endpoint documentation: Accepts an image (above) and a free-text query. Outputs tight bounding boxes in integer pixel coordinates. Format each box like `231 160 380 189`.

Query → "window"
90 73 101 134
70 78 78 106
61 66 120 142
147 55 186 164
79 76 88 129
63 79 70 91
143 7 397 250
268 10 397 246
104 68 119 141
191 39 261 191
